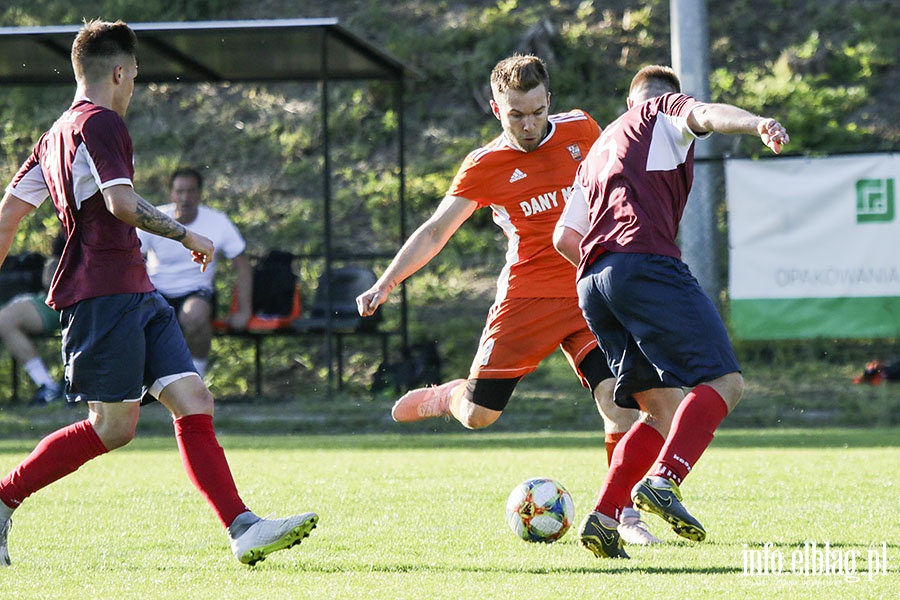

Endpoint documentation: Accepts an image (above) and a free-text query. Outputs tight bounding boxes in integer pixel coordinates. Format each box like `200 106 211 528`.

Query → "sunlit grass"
0 429 897 599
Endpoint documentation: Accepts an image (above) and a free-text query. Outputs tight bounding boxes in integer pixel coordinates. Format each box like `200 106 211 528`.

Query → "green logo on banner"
856 178 895 223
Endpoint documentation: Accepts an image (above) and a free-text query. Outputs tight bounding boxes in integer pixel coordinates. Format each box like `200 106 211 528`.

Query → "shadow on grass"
2 398 898 453
2 425 898 455
254 559 744 576
91 427 896 453
222 427 900 451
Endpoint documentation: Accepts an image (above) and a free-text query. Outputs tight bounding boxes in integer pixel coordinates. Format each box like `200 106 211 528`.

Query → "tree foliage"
0 0 896 384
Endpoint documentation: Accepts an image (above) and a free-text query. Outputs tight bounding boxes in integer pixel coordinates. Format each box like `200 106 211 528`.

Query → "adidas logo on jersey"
509 168 527 183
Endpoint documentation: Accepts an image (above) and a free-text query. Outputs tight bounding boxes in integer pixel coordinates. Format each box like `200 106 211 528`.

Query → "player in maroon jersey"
0 19 316 567
557 65 789 558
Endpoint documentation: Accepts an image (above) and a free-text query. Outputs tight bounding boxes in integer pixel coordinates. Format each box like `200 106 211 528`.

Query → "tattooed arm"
102 184 214 270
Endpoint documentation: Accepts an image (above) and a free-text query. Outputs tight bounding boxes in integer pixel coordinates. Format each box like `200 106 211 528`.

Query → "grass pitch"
0 428 897 599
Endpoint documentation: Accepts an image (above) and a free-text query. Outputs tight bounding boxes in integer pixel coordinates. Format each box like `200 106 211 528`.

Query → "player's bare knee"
593 379 636 433
638 411 670 438
591 378 615 410
459 378 515 428
0 311 21 337
600 406 638 434
89 411 139 450
175 387 215 418
157 375 215 418
98 428 136 450
457 405 501 430
634 388 682 436
708 372 744 412
180 316 207 340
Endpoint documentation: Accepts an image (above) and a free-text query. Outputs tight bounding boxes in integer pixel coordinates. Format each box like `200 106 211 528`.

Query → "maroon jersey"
575 93 710 279
7 99 154 309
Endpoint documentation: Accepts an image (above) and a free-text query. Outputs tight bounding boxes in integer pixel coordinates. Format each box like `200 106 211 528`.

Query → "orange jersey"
447 109 600 299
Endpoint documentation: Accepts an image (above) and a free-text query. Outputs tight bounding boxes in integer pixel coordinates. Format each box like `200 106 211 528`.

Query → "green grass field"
0 428 897 599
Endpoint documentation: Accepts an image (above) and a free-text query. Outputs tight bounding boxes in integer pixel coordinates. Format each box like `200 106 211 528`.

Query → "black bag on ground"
251 250 297 317
371 340 442 393
0 252 46 305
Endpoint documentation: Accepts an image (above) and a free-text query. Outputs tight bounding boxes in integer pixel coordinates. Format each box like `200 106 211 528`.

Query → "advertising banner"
726 153 899 339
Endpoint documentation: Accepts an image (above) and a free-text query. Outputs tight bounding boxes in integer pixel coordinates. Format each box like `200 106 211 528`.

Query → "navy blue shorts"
577 253 740 409
59 292 197 403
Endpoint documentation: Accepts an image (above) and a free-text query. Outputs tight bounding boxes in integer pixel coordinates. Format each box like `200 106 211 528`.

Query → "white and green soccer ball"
505 477 574 543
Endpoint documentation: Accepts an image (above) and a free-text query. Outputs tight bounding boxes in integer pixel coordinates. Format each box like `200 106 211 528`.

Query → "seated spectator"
853 359 900 385
0 235 64 406
138 167 252 377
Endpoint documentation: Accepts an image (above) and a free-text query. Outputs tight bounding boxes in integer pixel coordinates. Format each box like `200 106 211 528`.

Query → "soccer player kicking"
558 64 789 558
0 19 316 567
356 54 659 547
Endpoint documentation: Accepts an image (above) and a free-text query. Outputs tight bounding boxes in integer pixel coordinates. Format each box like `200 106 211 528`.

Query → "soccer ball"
505 477 574 543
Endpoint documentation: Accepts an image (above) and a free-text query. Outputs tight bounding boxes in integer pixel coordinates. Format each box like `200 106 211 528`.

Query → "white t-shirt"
138 204 246 297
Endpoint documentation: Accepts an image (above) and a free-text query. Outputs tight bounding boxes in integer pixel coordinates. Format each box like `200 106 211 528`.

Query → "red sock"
0 419 108 509
604 432 626 466
595 422 664 520
174 414 249 528
652 384 729 485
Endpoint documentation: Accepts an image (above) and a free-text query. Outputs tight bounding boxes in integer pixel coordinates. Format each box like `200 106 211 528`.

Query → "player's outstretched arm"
687 103 789 153
0 193 37 269
357 194 476 317
103 184 215 271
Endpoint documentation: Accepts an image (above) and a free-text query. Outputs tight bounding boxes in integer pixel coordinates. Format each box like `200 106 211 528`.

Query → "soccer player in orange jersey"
356 54 659 546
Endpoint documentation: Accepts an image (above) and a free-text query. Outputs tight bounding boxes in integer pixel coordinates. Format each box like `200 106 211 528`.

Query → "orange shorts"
468 296 597 388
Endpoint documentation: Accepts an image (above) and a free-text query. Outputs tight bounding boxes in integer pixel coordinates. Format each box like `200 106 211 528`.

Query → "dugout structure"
0 18 414 392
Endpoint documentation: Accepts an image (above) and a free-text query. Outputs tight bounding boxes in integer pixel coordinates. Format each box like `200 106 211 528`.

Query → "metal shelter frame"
0 18 413 391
